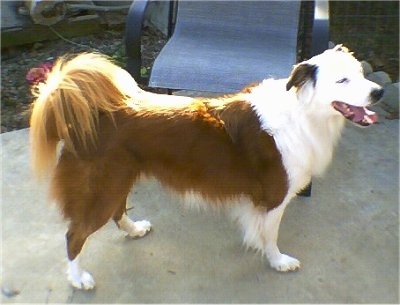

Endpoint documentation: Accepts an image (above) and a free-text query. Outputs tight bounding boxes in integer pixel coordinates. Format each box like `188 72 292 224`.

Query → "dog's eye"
336 78 349 84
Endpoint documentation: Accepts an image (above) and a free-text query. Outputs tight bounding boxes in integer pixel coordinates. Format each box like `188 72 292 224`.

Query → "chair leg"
297 181 312 197
125 0 150 82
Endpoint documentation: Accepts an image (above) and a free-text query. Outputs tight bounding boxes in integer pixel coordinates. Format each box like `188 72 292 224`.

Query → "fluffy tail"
30 53 139 177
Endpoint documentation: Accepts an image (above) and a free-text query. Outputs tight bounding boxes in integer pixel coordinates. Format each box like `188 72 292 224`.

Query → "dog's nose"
370 88 384 104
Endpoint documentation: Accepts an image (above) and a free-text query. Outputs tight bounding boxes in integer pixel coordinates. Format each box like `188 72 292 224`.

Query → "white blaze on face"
307 49 382 109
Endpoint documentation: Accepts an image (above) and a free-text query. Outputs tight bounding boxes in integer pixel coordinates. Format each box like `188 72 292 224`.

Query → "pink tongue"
332 101 378 126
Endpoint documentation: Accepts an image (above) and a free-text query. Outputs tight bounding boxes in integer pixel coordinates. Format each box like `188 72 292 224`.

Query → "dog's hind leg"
57 163 139 289
65 195 148 290
66 224 98 290
55 154 151 289
66 199 121 289
113 196 152 238
116 214 152 238
52 159 107 289
232 197 300 272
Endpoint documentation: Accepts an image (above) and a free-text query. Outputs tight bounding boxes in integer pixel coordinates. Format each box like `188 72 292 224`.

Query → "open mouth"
332 101 378 126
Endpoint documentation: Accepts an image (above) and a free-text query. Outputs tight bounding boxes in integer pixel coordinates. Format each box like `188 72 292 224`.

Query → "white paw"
269 254 300 272
67 258 95 290
67 269 95 290
127 220 152 238
118 215 152 238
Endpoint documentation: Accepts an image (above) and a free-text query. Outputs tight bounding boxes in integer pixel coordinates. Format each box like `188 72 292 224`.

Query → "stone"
145 1 169 36
361 61 373 76
1 284 20 298
381 82 399 113
366 71 392 87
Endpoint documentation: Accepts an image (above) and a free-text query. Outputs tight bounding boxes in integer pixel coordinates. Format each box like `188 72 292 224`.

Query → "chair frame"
125 0 329 84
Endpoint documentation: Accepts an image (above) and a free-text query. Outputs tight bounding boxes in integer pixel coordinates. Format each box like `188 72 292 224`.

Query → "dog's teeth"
363 115 373 124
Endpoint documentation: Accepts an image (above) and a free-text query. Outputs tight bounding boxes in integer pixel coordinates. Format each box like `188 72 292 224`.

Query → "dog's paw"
118 215 152 238
67 269 95 290
269 254 300 272
126 220 152 238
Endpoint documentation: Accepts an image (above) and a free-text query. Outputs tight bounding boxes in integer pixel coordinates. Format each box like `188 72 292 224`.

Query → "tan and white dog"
30 45 383 289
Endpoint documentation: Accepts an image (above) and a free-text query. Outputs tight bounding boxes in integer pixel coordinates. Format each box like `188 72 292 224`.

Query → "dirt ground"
1 26 166 133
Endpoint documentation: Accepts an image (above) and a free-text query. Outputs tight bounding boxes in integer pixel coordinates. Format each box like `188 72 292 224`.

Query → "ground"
1 26 166 133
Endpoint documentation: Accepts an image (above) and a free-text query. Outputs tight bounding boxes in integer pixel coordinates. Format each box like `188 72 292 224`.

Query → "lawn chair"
124 0 330 196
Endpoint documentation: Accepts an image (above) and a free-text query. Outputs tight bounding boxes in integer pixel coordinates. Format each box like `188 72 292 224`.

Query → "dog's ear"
333 44 351 53
286 63 317 91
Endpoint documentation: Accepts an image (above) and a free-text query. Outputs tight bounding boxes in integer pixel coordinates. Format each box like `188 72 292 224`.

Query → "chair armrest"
125 0 150 83
311 0 330 56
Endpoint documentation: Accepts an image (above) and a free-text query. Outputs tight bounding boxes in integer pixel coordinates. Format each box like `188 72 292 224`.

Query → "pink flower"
26 62 53 84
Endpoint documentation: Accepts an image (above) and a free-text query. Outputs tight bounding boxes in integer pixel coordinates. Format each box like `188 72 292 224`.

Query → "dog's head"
286 45 383 126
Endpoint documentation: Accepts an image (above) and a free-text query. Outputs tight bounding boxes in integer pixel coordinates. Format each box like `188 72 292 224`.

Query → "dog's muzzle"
331 101 378 127
331 87 383 127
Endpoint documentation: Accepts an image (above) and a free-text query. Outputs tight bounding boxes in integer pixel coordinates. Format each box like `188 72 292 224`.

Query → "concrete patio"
1 105 399 303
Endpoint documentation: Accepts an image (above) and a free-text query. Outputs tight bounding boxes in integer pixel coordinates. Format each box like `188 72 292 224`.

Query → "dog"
30 45 383 289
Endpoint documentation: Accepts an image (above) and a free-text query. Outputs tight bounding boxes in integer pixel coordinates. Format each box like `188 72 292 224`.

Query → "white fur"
117 214 152 238
182 192 210 212
244 48 381 271
183 191 302 272
249 48 381 195
67 256 95 290
250 78 345 195
306 49 381 108
231 194 300 272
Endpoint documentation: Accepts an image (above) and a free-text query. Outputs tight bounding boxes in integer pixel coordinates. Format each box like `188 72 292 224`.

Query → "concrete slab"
1 107 399 303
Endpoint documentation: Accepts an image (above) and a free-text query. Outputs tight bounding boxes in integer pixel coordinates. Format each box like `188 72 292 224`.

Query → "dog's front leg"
232 198 300 272
262 204 300 271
